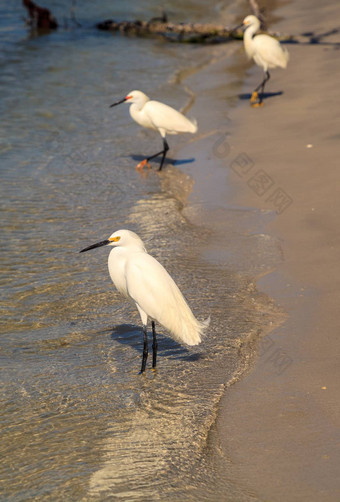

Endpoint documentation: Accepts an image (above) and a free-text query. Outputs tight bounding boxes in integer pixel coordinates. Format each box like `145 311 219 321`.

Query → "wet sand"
213 1 340 500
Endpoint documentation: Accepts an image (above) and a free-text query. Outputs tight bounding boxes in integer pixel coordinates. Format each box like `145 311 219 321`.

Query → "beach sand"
165 0 340 499
214 1 340 500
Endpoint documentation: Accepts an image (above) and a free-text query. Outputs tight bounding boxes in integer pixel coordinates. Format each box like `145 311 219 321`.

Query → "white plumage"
128 90 197 136
110 90 197 171
80 229 208 372
241 15 289 105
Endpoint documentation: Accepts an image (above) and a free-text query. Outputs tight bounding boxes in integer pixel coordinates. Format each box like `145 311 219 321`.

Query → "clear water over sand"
0 1 283 499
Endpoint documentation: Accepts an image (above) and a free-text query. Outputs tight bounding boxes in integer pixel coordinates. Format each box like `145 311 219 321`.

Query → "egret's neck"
243 25 258 59
129 97 148 112
128 99 154 130
110 243 146 258
129 103 144 127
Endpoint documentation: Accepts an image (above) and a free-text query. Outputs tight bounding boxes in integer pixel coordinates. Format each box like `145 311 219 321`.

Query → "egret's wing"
145 100 197 135
254 34 289 68
125 253 204 345
126 253 179 321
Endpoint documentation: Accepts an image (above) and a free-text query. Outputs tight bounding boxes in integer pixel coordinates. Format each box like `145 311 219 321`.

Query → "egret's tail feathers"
203 316 211 329
158 290 209 346
282 47 290 68
189 118 198 134
189 315 210 345
177 314 209 346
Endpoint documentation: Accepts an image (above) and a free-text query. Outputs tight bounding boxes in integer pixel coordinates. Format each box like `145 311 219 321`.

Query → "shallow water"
1 1 281 500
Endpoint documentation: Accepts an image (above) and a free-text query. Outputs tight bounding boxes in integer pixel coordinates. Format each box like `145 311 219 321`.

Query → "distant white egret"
235 15 289 106
80 229 208 373
110 90 197 171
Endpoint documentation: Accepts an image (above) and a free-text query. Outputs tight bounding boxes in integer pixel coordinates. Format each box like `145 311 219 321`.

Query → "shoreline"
165 0 339 499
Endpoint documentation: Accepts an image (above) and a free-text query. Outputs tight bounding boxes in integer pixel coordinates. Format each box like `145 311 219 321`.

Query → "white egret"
80 229 208 373
110 90 197 171
235 15 289 106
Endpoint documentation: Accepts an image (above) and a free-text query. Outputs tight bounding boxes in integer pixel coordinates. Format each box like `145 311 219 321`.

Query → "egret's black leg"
145 138 169 170
136 138 170 172
151 321 158 369
258 71 270 103
252 71 270 105
140 325 148 373
158 138 169 171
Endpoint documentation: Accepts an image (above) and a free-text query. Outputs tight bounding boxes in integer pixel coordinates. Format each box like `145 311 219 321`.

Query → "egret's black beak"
79 239 110 253
110 97 127 108
232 22 244 33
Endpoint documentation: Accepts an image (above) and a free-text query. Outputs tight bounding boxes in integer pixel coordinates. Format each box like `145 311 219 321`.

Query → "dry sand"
214 1 340 500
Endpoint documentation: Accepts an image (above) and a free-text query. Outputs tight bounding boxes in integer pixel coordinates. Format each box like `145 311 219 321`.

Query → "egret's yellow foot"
251 102 264 108
136 159 151 172
250 91 259 104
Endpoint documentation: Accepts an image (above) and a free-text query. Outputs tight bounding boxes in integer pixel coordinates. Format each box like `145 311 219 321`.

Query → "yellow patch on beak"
109 236 120 242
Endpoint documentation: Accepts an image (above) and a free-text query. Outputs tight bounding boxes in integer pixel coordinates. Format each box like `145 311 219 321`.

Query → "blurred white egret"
236 15 289 106
110 90 197 171
80 229 208 373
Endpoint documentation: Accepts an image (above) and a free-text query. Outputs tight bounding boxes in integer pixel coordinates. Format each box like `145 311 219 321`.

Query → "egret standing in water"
110 90 197 171
80 229 208 373
235 15 289 106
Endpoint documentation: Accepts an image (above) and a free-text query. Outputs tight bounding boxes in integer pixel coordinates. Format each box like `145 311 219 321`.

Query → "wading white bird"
235 15 289 106
110 90 197 171
80 229 208 373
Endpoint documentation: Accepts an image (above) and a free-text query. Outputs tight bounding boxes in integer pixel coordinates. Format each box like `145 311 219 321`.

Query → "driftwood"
22 0 58 30
96 18 296 44
96 0 272 43
96 18 240 43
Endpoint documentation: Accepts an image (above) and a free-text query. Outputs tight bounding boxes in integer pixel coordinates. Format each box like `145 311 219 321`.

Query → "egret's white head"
242 15 260 30
110 90 149 109
232 14 260 34
124 90 149 105
80 229 145 253
107 229 145 248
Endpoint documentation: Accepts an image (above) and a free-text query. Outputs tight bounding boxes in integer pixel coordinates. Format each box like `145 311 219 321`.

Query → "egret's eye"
109 236 120 242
